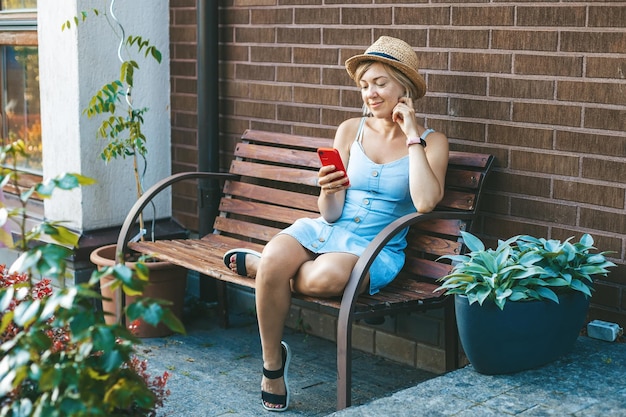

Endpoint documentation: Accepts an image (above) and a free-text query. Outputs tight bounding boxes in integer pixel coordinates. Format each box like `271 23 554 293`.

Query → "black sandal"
261 341 291 412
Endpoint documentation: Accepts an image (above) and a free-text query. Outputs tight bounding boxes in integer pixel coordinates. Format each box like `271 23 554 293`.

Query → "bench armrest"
115 171 237 263
337 210 475 325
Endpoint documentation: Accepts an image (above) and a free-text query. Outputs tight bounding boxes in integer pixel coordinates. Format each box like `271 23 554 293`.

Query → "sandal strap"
263 366 284 379
262 390 287 408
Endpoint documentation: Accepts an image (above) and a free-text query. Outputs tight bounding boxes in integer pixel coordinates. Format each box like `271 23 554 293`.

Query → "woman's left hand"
392 97 418 136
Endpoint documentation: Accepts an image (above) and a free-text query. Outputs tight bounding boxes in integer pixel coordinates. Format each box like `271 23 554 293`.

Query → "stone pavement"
139 309 626 417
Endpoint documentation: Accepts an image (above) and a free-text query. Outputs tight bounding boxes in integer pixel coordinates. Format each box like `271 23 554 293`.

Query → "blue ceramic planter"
455 292 590 375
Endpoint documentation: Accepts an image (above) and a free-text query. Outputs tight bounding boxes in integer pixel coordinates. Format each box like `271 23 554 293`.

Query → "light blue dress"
279 118 419 295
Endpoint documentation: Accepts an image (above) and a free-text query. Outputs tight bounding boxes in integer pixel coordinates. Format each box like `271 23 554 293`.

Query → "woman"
224 36 449 412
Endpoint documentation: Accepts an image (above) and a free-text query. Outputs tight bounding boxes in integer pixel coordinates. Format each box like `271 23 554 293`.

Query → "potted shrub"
63 5 187 337
437 231 616 375
0 140 182 415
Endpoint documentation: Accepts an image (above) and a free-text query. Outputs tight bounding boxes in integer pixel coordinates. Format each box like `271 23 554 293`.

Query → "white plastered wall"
38 0 172 232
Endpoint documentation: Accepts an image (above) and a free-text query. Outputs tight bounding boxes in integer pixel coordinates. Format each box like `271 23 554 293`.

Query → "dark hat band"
366 51 400 62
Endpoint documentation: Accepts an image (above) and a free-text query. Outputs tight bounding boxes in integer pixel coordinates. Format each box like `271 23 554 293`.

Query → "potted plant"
0 140 182 415
63 5 187 337
437 231 616 375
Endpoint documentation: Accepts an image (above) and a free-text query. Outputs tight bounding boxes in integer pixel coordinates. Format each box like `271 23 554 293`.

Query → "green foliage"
436 231 616 310
0 140 183 416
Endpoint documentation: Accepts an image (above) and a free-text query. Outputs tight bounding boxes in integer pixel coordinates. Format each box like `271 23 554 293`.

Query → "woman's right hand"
318 165 349 194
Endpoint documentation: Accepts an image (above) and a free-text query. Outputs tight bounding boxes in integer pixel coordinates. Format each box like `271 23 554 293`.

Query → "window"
0 2 39 173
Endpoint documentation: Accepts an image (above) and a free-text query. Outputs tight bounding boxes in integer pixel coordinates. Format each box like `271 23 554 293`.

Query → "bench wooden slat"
213 217 282 243
235 143 321 169
242 129 333 150
223 181 319 212
218 197 317 226
230 160 319 187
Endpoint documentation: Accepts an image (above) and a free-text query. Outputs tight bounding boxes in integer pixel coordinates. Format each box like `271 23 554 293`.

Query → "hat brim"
345 54 426 99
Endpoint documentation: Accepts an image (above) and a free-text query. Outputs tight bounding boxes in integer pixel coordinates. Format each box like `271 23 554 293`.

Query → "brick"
582 158 626 184
341 7 392 25
414 96 449 117
299 308 337 342
554 180 625 209
394 6 450 26
435 120 485 142
490 172 551 198
585 107 626 132
250 46 291 63
449 98 511 121
558 81 626 106
220 44 248 62
248 83 292 101
294 7 340 24
488 124 552 149
428 74 486 96
172 44 197 60
171 60 196 77
235 27 275 43
251 8 292 24
373 28 428 49
589 6 626 28
517 6 586 27
277 27 321 44
397 313 441 346
492 30 558 51
170 26 196 43
591 282 621 309
586 57 626 79
323 28 370 46
375 331 416 367
479 192 508 216
219 8 249 25
512 102 581 128
556 131 626 158
561 31 626 54
293 47 338 65
430 29 490 49
420 51 449 71
234 0 275 5
511 198 578 226
322 108 358 128
174 78 197 94
294 86 340 106
277 104 321 124
278 66 321 85
482 217 548 242
515 55 582 77
580 207 626 235
351 324 375 354
490 77 554 100
451 6 514 26
322 67 352 87
234 100 276 119
415 343 446 374
511 150 579 176
451 52 511 74
236 63 275 81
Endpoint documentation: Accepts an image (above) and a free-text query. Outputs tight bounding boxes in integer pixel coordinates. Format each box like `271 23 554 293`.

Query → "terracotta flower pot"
90 244 187 338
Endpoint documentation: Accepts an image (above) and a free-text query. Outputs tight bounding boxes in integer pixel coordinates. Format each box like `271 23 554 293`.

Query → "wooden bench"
115 129 494 410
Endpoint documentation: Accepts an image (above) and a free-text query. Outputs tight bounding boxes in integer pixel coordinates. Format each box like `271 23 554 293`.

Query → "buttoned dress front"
279 119 416 295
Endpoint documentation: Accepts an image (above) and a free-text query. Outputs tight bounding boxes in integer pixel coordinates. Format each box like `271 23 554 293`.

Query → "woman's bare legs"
255 235 312 409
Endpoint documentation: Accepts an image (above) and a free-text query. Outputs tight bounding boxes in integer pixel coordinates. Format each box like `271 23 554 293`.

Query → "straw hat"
345 36 426 99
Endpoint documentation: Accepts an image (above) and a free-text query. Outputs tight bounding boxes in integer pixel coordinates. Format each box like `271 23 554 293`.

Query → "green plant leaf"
460 231 484 252
535 287 559 303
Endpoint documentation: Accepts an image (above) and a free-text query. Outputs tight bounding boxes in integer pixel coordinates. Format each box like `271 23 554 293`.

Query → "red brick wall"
170 2 626 327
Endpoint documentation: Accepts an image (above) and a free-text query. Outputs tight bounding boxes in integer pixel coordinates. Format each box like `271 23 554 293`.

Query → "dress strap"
421 128 435 140
356 117 367 144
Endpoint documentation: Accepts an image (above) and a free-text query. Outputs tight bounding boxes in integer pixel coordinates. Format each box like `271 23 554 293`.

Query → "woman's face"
359 62 406 118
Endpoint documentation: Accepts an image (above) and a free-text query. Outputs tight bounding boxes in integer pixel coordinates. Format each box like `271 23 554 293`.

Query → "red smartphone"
317 147 350 186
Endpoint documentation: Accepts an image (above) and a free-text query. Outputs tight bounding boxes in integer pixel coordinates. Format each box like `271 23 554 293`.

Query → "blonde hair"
354 61 419 100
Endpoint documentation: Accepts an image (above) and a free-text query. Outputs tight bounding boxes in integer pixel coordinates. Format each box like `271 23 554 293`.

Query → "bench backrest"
215 129 493 286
